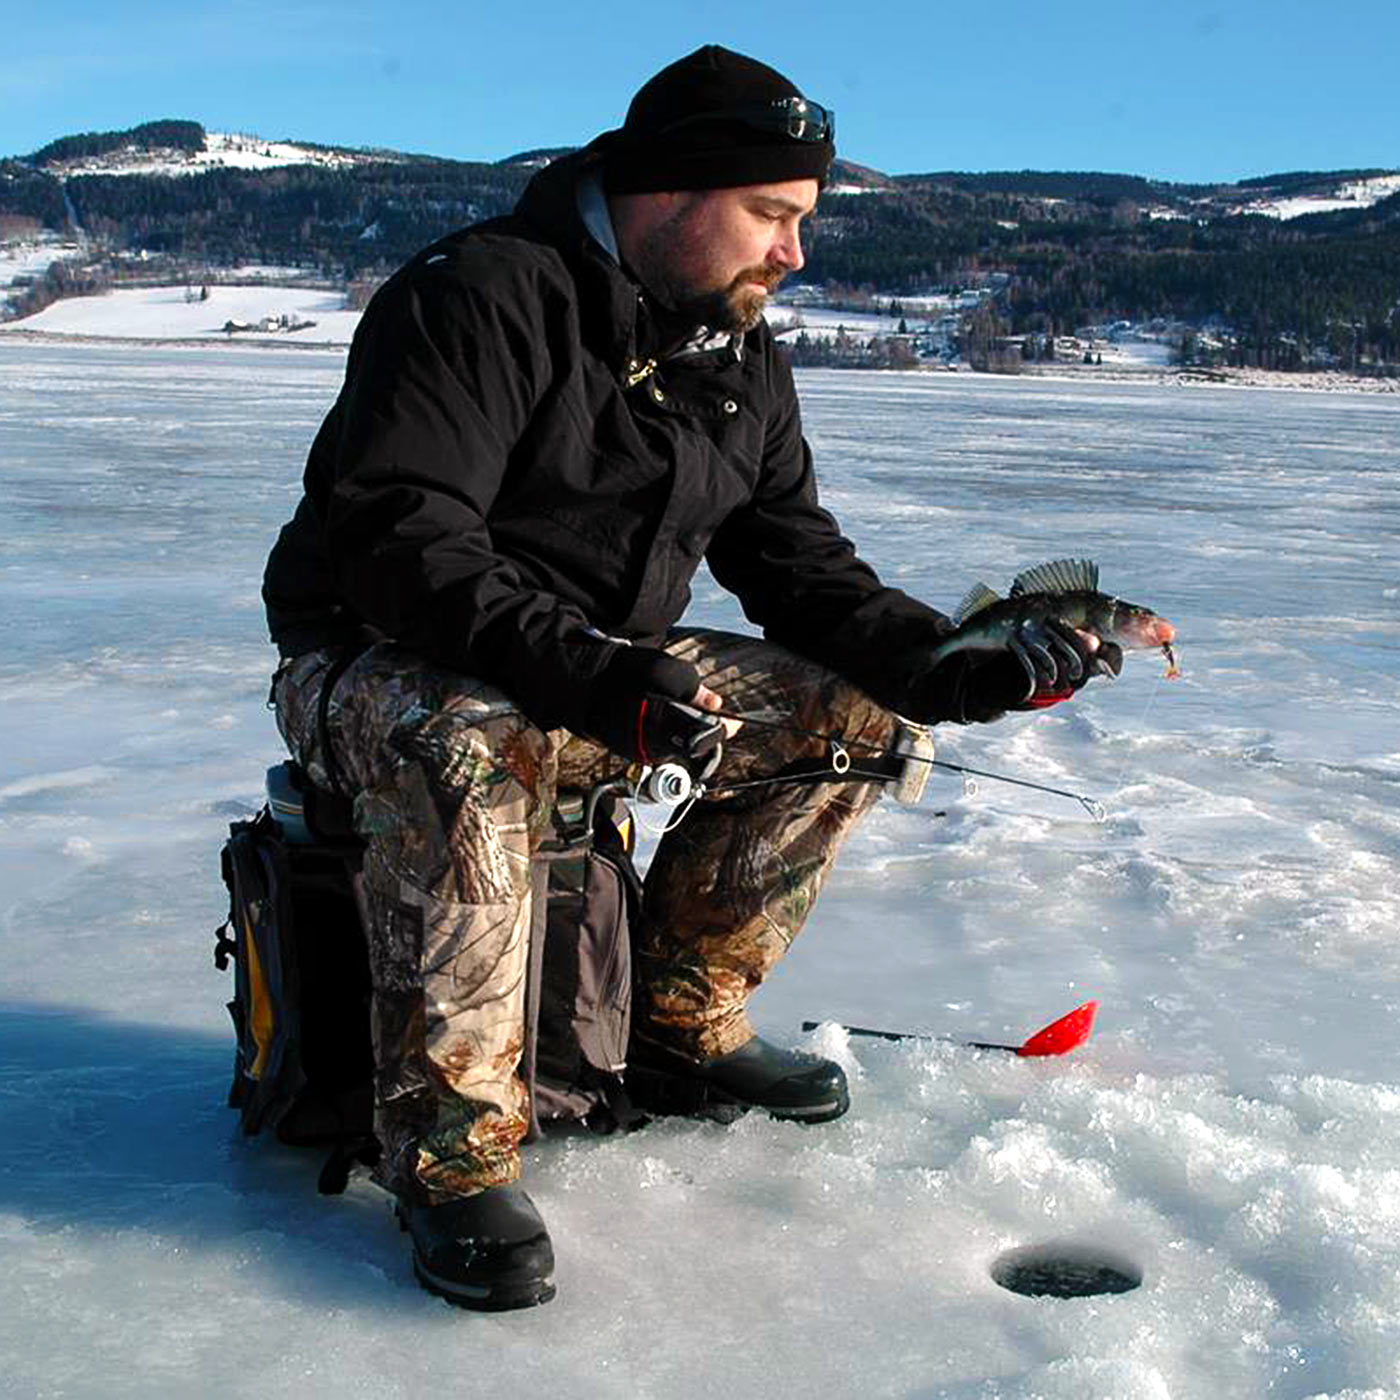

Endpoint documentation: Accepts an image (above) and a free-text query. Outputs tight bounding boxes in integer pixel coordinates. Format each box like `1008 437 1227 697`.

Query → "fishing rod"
708 708 1108 821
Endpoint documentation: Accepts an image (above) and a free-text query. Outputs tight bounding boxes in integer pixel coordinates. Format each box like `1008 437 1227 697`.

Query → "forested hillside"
3 121 1398 372
807 174 1400 370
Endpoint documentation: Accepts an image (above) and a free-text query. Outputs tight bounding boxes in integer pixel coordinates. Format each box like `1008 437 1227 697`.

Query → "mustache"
730 264 786 294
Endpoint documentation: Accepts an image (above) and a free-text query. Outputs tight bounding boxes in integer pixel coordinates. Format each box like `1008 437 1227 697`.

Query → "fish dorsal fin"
1009 558 1099 597
954 582 1003 625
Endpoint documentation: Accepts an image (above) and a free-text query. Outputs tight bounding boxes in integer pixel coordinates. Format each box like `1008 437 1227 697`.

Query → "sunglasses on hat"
659 95 835 145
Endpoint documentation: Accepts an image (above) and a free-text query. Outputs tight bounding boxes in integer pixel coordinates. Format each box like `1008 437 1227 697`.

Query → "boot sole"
412 1257 557 1312
762 1091 850 1125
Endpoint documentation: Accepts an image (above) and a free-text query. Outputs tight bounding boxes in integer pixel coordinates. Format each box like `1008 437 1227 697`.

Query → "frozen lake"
1 342 1398 1398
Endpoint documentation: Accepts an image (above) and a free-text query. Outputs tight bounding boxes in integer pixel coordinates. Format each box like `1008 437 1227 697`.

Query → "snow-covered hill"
1231 171 1400 220
41 129 402 179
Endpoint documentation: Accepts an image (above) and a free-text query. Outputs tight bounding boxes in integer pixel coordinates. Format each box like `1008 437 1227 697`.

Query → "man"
263 45 1118 1311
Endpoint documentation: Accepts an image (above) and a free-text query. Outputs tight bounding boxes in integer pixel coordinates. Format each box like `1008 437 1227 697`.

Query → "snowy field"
3 282 362 345
1 343 1399 1399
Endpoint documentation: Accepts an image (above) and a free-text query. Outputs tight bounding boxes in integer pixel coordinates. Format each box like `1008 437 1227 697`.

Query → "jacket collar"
515 151 641 374
575 168 620 263
514 153 742 374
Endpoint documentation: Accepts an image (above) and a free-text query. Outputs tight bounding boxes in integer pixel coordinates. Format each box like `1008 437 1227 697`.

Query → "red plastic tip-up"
1016 1000 1098 1057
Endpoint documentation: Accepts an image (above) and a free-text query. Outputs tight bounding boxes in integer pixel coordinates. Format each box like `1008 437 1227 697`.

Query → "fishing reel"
634 761 696 808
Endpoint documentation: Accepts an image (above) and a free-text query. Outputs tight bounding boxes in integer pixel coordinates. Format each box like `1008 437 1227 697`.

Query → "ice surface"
1 344 1398 1397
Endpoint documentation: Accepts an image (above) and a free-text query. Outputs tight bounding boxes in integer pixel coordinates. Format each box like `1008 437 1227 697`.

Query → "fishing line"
632 790 701 836
712 708 1107 821
1106 668 1169 797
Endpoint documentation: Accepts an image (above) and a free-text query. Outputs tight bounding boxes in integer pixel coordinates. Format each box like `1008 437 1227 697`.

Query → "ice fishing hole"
990 1241 1142 1299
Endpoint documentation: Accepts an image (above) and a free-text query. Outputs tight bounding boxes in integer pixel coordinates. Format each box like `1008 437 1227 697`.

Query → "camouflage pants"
272 629 895 1202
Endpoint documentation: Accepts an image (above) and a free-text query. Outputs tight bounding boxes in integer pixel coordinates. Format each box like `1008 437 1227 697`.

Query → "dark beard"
681 266 783 334
629 211 784 334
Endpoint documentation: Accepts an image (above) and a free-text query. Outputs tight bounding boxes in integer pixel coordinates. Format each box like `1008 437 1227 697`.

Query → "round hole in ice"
990 1240 1142 1299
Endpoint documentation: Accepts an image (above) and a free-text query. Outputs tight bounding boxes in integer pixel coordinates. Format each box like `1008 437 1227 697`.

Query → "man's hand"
909 623 1123 725
971 621 1123 720
694 684 745 740
1004 620 1123 707
583 646 729 777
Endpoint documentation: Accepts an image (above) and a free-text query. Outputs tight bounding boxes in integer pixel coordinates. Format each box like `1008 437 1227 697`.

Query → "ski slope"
1 342 1398 1398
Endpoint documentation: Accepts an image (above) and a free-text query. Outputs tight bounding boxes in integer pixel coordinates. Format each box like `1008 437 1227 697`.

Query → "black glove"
910 620 1123 725
583 646 726 776
1001 618 1122 706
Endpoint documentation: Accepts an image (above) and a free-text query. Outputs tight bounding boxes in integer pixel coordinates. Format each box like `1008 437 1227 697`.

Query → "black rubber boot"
397 1185 556 1311
627 1035 850 1124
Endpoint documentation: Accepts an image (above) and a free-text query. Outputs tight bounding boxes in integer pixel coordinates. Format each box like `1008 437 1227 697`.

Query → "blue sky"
5 1 1397 183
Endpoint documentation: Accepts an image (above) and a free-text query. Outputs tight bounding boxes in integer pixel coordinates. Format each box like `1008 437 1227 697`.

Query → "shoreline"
1014 362 1399 395
2 323 1397 396
0 326 351 354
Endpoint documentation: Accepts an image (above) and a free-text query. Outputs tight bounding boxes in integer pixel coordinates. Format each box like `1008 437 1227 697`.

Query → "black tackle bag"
214 762 642 1194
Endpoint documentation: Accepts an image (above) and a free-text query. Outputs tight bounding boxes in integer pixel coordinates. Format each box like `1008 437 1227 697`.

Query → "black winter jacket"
263 151 956 733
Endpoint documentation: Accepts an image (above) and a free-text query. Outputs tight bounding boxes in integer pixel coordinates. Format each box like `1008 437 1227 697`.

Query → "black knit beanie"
598 46 835 194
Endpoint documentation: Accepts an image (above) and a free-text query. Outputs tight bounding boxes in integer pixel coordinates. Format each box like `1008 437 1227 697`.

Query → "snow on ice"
1 338 1398 1399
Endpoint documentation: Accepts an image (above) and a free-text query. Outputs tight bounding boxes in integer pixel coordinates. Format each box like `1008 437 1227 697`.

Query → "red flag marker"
802 1000 1099 1058
1014 1000 1098 1057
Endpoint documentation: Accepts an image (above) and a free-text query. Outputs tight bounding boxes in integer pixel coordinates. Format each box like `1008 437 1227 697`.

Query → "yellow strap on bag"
243 908 276 1080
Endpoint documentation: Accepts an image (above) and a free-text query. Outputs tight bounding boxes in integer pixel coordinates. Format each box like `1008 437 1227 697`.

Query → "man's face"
629 178 818 334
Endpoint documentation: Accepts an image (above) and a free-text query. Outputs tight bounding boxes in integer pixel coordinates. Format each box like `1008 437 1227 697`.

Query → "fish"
929 559 1180 680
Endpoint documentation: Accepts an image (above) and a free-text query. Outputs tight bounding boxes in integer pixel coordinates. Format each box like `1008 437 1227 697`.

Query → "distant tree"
959 303 1009 371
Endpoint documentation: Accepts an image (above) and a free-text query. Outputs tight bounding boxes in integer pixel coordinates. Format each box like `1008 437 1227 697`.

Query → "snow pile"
1 346 1399 1396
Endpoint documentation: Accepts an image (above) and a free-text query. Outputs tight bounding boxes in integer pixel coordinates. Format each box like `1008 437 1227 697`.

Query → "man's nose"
773 224 804 273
